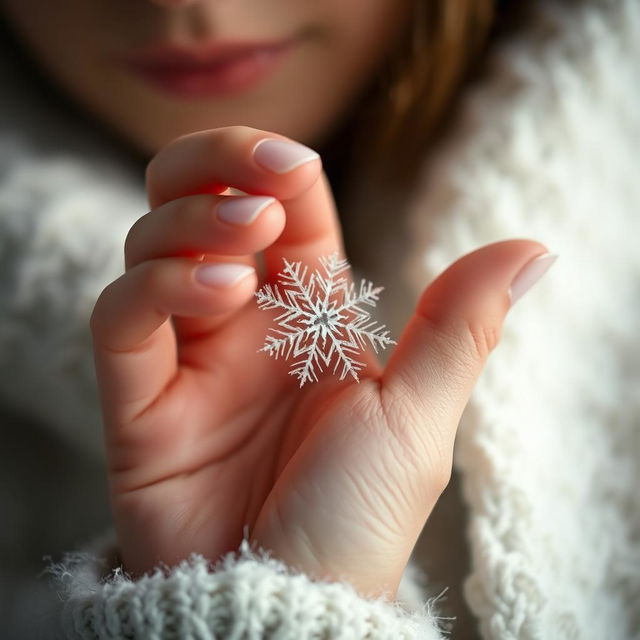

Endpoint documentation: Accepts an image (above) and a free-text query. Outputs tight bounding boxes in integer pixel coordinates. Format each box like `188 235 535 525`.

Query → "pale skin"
2 0 414 151
3 0 549 599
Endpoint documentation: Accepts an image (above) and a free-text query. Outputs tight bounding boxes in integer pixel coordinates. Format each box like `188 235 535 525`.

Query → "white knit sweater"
1 0 638 638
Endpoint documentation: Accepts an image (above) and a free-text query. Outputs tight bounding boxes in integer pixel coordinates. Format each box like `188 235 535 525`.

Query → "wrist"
251 526 405 600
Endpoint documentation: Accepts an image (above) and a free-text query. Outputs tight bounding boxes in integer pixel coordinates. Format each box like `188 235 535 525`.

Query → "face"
2 0 412 156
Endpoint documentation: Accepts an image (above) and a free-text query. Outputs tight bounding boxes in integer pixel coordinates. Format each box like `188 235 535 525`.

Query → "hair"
325 0 516 293
351 0 497 188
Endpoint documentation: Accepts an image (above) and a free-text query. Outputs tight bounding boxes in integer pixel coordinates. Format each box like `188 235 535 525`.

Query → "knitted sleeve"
46 532 449 640
0 113 147 459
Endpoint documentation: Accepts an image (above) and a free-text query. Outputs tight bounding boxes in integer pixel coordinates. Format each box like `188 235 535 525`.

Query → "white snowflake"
255 252 396 386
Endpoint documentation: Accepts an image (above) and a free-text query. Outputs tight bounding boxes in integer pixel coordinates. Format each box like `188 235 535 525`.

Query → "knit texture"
0 0 639 638
402 0 640 637
46 533 446 640
0 46 147 459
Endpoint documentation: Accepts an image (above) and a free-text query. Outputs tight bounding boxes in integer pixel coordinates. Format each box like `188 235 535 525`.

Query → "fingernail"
195 263 255 288
217 196 275 226
508 252 558 307
253 139 320 174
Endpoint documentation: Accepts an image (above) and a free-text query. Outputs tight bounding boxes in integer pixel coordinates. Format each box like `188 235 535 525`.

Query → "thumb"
381 239 557 470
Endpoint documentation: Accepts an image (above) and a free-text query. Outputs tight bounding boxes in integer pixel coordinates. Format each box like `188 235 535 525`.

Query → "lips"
119 39 296 98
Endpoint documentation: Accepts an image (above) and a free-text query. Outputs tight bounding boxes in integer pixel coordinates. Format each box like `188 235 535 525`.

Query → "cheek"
272 0 410 136
320 0 412 71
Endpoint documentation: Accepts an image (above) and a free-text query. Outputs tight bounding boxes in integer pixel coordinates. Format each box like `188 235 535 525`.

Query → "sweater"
0 0 638 637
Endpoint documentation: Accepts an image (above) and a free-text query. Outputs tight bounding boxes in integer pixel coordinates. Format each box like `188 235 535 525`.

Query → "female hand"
91 125 550 599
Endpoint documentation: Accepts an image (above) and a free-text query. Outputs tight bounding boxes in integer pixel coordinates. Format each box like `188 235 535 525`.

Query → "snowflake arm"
255 253 397 387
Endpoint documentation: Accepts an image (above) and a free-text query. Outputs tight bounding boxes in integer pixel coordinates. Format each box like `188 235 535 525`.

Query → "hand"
91 125 549 599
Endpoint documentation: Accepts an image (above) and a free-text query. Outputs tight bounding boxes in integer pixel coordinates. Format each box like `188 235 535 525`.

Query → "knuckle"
123 217 145 262
418 310 477 369
464 318 502 361
233 124 259 138
218 124 253 136
144 131 195 189
419 308 502 367
203 128 237 159
89 291 106 335
90 279 119 337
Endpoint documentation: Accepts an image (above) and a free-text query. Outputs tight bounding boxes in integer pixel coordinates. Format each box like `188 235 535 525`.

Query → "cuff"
46 531 449 639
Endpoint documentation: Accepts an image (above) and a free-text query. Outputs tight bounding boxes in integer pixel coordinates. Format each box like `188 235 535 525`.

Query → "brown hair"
353 0 496 188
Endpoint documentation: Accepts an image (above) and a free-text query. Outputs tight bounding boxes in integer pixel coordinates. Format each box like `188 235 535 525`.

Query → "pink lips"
119 39 297 98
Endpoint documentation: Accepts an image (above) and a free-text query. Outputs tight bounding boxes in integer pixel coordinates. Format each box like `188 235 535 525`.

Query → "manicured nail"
508 252 558 307
253 139 320 174
195 263 255 288
217 196 275 226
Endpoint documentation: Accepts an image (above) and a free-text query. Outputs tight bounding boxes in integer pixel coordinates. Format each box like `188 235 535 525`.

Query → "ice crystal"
255 253 396 386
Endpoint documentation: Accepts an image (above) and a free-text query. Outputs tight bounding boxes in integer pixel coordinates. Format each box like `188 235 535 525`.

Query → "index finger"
146 125 319 208
145 125 345 281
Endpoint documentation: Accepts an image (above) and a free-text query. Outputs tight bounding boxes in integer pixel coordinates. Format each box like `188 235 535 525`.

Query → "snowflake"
255 252 396 386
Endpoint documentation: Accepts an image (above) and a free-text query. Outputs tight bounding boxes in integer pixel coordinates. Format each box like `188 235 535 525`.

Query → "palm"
109 291 393 579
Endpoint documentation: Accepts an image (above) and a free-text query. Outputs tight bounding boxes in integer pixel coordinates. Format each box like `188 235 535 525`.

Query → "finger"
145 125 344 284
381 239 557 470
261 170 345 282
146 125 315 339
124 194 286 270
145 125 321 209
90 257 257 424
146 126 354 388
